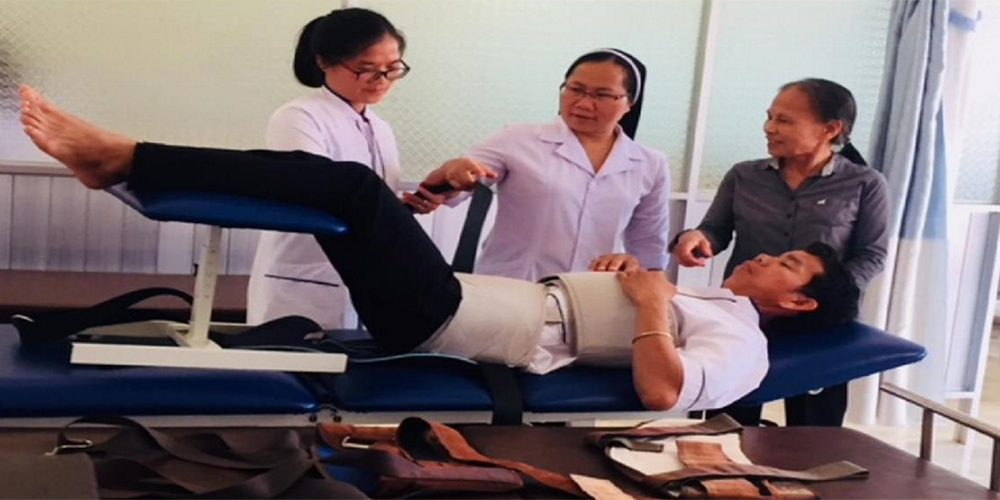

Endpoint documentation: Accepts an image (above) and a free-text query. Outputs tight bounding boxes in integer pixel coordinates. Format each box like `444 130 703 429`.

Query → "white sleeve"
265 105 331 158
443 126 516 207
623 153 670 270
463 127 513 181
671 297 769 411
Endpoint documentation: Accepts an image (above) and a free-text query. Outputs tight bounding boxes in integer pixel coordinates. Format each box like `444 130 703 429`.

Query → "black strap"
478 363 523 425
211 316 323 349
54 416 367 499
12 287 193 344
452 183 494 273
406 183 456 213
11 287 325 351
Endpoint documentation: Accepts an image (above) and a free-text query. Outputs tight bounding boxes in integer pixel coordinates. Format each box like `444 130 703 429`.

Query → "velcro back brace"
422 273 547 367
543 272 677 367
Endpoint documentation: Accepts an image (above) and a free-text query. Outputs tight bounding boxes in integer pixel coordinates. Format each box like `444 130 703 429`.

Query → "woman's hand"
401 185 448 214
405 157 496 213
672 230 714 267
616 270 677 308
423 157 498 192
589 253 641 272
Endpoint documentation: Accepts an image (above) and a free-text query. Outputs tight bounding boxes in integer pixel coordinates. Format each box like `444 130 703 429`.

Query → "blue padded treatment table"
107 184 349 236
312 356 496 413
19 187 921 423
738 320 927 405
311 321 926 417
0 318 925 421
0 325 318 418
523 320 927 411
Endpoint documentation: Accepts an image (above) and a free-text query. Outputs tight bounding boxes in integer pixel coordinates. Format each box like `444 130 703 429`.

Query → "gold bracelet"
631 330 675 345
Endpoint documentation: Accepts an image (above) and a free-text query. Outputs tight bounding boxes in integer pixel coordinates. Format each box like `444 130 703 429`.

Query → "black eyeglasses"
559 83 628 103
339 61 411 83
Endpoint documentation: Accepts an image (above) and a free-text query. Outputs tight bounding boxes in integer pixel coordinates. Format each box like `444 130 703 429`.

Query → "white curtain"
848 0 951 426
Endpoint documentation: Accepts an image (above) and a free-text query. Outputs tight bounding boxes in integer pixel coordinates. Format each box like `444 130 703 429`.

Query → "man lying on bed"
18 85 860 412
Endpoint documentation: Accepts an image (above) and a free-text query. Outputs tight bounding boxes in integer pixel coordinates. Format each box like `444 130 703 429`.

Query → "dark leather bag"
51 416 367 499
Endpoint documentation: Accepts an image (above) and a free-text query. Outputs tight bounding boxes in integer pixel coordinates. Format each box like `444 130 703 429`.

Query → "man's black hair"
767 242 861 334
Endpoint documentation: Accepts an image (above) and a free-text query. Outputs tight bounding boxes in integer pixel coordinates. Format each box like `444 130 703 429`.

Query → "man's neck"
723 286 779 325
754 302 778 326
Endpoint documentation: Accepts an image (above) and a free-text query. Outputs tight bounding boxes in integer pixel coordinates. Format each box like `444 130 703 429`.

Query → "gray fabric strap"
646 461 869 493
587 414 742 451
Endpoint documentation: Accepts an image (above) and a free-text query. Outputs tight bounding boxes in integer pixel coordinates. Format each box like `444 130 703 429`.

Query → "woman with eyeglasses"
406 49 670 282
248 8 411 330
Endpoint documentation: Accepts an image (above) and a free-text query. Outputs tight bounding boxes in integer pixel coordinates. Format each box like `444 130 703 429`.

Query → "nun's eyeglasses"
560 83 628 103
340 61 411 83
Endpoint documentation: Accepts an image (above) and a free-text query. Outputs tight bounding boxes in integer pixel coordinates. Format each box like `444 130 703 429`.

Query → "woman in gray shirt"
671 78 890 427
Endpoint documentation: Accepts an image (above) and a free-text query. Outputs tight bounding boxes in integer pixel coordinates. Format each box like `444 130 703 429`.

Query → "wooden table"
0 425 994 499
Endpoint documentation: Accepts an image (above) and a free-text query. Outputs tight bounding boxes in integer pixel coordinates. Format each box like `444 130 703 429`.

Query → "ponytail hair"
293 16 326 87
838 142 867 166
291 8 406 88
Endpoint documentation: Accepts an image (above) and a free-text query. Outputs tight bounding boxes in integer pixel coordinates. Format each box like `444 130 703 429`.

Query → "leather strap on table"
647 461 868 499
320 429 525 497
402 418 585 497
319 417 587 498
317 423 398 451
323 447 525 497
649 461 869 486
675 440 817 499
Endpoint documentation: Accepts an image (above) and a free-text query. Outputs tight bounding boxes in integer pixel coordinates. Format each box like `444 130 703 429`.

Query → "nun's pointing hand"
426 157 497 191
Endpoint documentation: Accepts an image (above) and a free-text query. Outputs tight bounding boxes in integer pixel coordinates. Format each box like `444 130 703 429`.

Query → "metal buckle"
340 436 372 450
45 438 94 456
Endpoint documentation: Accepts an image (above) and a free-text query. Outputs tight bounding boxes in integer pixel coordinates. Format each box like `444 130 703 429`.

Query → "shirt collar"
676 286 738 302
765 154 838 177
539 118 645 162
322 84 370 123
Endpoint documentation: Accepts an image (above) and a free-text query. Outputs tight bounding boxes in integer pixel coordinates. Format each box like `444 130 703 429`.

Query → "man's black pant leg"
784 382 848 427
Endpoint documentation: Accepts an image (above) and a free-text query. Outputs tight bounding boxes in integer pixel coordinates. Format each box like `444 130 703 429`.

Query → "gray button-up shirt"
688 154 889 287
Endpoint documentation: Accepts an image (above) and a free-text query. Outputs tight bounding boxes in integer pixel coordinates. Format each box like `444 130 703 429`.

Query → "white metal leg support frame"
71 226 347 373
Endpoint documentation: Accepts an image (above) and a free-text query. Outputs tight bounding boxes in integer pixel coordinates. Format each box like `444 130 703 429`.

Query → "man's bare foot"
19 85 137 189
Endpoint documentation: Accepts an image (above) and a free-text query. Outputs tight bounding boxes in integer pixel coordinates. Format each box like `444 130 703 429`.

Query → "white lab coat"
451 119 671 281
247 88 401 329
